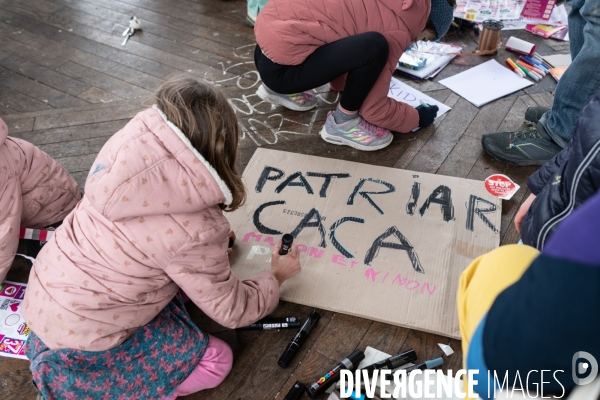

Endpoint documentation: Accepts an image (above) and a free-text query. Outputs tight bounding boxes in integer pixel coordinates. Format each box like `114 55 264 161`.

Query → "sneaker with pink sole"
320 112 392 151
256 84 318 111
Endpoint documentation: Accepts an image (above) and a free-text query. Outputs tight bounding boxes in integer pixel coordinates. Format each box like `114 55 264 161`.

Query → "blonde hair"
150 78 246 211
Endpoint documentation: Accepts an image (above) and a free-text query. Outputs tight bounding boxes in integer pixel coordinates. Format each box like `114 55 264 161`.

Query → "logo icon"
572 351 598 385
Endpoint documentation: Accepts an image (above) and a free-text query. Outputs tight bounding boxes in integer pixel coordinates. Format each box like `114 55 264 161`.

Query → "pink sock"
165 335 233 399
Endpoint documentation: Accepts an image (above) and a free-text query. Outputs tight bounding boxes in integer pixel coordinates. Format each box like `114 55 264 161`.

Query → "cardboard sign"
226 150 501 338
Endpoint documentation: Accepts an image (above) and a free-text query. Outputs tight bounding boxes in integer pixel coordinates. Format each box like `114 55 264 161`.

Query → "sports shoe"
256 84 318 111
319 112 392 151
524 106 550 124
247 10 257 27
481 122 562 166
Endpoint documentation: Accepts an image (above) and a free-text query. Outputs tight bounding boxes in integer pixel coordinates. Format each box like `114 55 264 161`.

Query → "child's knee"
361 32 390 62
205 335 233 379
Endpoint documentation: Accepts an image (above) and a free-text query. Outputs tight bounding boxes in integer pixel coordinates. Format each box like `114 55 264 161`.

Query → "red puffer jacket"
254 0 430 133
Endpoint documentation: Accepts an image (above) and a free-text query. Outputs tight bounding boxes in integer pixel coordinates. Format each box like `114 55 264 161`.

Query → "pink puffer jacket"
0 118 81 282
23 107 280 351
254 0 430 133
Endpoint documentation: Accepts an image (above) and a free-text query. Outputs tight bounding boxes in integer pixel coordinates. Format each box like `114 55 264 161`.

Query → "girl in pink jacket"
254 0 455 151
0 118 81 282
23 79 301 399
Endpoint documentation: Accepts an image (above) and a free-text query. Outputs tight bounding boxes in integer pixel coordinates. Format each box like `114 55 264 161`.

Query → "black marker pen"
306 349 365 398
278 311 320 368
402 357 444 374
279 233 293 255
361 349 417 374
283 381 306 400
236 317 302 331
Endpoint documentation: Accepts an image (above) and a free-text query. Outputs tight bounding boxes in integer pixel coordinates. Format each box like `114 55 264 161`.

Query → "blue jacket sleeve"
527 143 571 195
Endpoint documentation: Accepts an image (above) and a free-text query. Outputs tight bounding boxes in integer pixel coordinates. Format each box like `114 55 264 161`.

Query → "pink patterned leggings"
165 335 233 399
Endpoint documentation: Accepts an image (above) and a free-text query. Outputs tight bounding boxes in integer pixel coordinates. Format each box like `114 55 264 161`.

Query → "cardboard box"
226 149 501 338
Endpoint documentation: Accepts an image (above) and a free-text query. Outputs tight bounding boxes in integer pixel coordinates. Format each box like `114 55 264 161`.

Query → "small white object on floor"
438 343 454 356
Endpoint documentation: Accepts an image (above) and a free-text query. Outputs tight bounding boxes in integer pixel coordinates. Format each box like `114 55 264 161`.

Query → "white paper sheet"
438 60 533 107
542 54 572 68
388 78 452 118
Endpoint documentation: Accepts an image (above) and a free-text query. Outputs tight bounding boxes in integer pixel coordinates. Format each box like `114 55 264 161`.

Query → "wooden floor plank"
0 55 91 97
392 93 460 170
0 34 68 70
11 119 129 145
406 97 479 174
0 66 89 109
86 0 251 48
0 82 54 114
56 61 151 99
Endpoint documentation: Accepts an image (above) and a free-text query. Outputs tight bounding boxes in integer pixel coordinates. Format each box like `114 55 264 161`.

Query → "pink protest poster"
522 0 556 20
0 281 29 359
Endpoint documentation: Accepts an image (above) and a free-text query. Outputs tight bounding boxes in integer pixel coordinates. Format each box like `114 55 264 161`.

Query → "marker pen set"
506 55 550 82
283 348 444 400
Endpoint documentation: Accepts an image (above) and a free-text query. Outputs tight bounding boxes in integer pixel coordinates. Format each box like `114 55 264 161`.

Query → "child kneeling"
23 79 301 399
0 117 81 280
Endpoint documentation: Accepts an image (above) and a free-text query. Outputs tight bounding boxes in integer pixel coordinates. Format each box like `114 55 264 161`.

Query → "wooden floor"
0 0 570 398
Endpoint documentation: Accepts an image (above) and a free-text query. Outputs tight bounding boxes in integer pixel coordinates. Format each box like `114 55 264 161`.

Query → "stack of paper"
439 60 533 107
454 0 527 22
521 0 556 20
396 41 462 80
497 3 567 30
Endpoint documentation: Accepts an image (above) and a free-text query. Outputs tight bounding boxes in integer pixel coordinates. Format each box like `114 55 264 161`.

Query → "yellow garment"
457 244 540 397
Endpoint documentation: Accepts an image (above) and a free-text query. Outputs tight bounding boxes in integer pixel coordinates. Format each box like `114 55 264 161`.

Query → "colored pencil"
518 61 542 80
511 59 538 81
525 56 550 71
533 53 553 69
506 59 525 78
517 63 539 81
506 59 526 78
519 57 547 75
517 60 544 78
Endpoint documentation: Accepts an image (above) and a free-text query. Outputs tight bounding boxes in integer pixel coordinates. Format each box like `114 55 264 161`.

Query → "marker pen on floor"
279 233 293 255
307 350 365 398
278 311 320 368
402 357 444 374
361 349 418 374
283 381 306 400
236 317 302 331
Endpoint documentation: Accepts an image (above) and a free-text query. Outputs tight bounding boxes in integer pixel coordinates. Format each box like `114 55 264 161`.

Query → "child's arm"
0 176 23 282
165 229 280 329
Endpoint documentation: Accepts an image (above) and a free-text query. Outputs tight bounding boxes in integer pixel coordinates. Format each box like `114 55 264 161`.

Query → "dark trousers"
254 32 389 111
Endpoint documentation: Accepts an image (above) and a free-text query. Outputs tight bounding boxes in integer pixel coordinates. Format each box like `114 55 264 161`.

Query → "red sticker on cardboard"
485 174 520 200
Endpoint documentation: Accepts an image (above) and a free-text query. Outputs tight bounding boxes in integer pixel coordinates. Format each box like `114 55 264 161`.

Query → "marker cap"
278 346 296 368
282 234 294 246
345 350 366 368
425 357 444 369
283 381 306 400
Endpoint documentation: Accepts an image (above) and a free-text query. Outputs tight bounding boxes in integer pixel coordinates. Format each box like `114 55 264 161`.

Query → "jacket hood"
0 118 7 147
84 107 233 222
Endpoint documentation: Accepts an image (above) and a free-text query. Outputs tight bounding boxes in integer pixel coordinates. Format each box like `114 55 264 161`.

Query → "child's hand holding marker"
227 230 236 254
271 234 302 285
416 101 439 128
